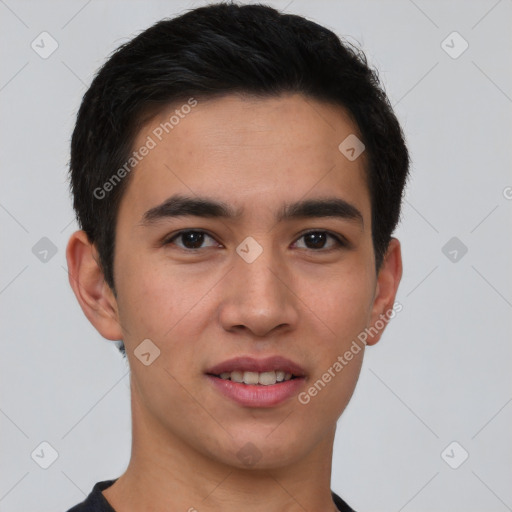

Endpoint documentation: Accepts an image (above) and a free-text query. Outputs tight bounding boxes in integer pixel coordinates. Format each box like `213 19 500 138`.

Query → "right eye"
163 230 221 251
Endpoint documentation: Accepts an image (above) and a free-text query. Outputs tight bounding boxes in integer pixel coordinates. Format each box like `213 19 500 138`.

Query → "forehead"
119 93 370 223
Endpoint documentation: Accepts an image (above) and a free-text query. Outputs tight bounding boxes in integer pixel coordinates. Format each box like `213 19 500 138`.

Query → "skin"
66 93 402 512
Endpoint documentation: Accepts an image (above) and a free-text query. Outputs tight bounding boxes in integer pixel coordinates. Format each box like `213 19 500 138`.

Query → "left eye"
293 231 345 251
164 230 345 251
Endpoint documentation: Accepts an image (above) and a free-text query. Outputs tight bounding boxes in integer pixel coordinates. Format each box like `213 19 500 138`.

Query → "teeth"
217 370 295 385
230 371 244 383
243 371 260 385
258 371 276 385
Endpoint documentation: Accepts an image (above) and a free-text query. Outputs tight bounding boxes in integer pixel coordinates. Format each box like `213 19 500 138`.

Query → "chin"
211 429 312 470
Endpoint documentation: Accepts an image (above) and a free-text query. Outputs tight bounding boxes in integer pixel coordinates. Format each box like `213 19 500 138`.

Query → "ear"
66 230 123 341
365 237 403 346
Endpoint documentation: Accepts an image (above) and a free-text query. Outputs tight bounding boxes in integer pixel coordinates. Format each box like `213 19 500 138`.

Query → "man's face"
112 93 380 468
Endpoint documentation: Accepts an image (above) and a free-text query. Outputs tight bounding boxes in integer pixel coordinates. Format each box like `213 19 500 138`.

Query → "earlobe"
66 230 123 341
365 237 403 346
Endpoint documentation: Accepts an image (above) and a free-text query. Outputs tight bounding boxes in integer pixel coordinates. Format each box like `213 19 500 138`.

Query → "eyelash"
163 229 348 252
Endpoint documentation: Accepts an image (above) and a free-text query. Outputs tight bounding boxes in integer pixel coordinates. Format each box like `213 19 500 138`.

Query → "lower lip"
206 375 305 407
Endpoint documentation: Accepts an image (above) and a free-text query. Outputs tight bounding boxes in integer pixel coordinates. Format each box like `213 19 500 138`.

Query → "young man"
65 2 409 511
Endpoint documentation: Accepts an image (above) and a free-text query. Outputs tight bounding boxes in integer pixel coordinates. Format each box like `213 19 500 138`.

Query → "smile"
214 370 296 386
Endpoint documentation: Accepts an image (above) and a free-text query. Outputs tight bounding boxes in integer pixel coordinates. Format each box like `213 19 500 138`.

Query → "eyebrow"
141 193 363 227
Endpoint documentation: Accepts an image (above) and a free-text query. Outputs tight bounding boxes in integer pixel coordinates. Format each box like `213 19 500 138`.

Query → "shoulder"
65 479 118 512
331 490 357 512
65 481 354 512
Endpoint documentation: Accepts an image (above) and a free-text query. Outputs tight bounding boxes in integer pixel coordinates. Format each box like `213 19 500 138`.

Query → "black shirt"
65 479 356 511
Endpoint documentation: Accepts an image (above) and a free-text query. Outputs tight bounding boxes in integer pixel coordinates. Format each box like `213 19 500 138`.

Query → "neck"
103 382 339 512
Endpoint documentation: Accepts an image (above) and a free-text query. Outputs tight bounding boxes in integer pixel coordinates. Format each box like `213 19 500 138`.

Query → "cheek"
114 252 181 340
303 262 375 345
302 352 364 431
115 252 218 355
306 258 374 411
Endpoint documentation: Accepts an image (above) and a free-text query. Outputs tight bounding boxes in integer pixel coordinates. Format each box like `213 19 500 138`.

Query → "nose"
218 242 300 338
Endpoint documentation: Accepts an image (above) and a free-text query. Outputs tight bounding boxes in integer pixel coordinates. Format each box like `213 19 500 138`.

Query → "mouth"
205 355 306 382
206 370 300 386
205 356 306 407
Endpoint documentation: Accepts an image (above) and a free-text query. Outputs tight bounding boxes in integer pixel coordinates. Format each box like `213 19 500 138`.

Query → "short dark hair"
69 1 409 356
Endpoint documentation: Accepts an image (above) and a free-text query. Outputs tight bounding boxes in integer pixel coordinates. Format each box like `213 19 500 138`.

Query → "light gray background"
1 1 511 511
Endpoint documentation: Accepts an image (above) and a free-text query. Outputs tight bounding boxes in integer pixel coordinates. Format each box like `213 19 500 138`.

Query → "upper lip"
206 356 306 377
